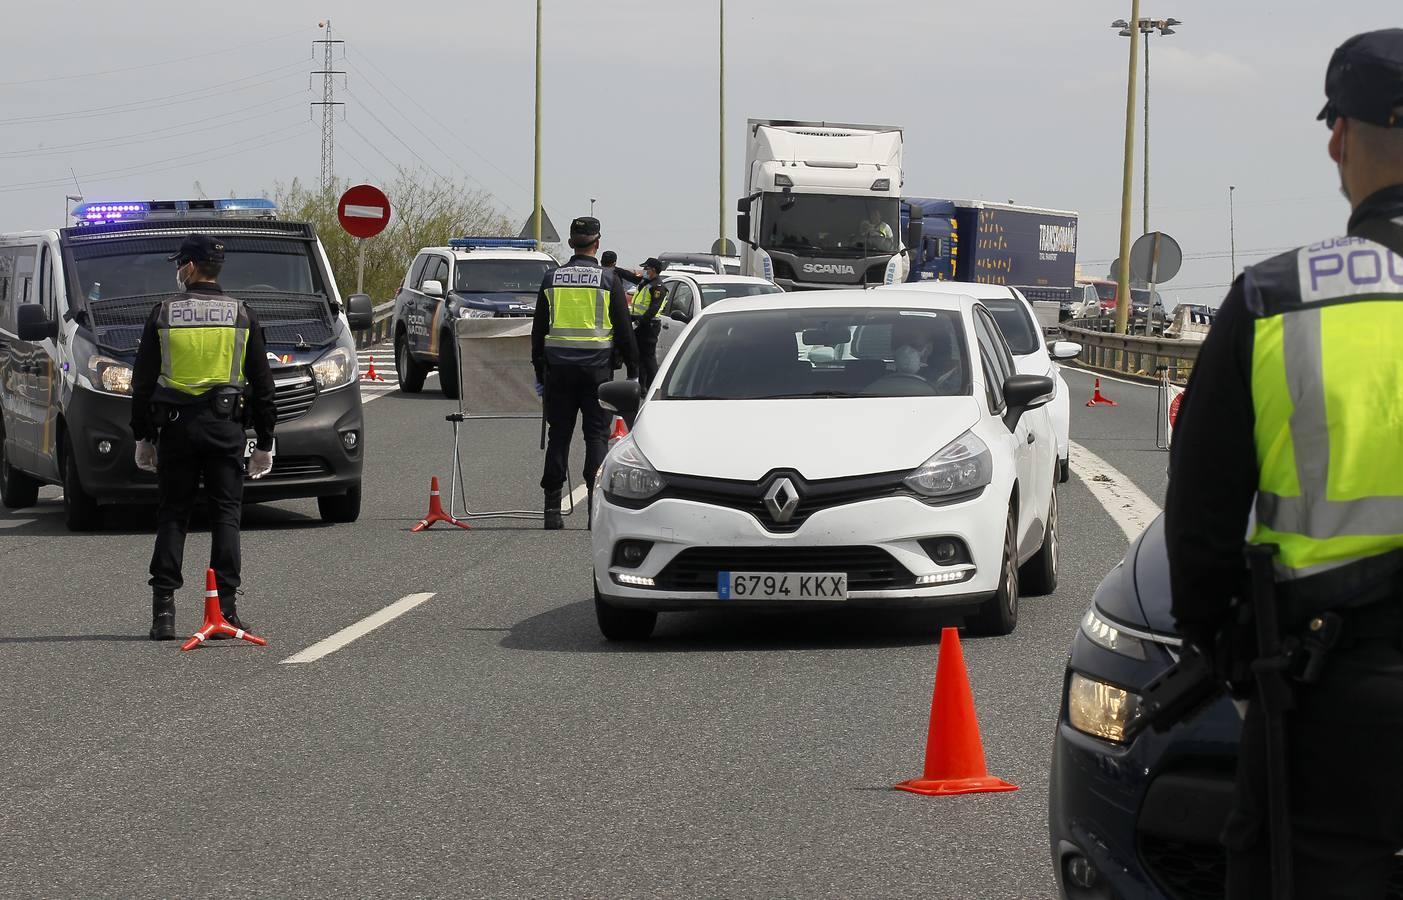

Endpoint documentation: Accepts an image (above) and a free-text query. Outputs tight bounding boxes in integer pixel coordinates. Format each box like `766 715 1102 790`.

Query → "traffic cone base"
361 355 386 382
1085 377 1117 407
894 627 1017 796
411 476 470 532
180 570 267 651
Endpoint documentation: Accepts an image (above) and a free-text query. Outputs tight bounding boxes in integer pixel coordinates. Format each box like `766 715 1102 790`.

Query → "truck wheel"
0 426 39 510
595 580 656 642
1019 485 1058 596
395 333 428 394
318 482 362 524
967 510 1018 636
62 445 102 532
438 331 459 400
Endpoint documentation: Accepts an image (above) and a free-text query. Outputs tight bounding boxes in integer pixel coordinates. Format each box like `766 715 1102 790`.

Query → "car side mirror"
1050 341 1082 360
346 293 374 331
16 303 56 342
421 279 444 298
598 379 643 427
1002 373 1055 430
669 309 691 324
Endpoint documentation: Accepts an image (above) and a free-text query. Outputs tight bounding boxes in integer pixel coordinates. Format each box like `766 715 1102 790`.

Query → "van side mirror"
346 294 374 331
16 303 55 342
1002 374 1055 430
421 280 444 299
598 379 643 428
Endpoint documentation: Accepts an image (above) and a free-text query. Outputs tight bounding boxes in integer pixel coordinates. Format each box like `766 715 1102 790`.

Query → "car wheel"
438 331 460 400
1020 484 1058 596
395 332 428 394
1058 456 1070 484
594 579 656 641
317 482 362 524
62 443 102 532
0 424 39 510
968 509 1018 636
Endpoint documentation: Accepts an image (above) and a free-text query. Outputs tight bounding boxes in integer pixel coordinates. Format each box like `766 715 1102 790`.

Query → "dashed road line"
279 592 437 664
1067 440 1162 542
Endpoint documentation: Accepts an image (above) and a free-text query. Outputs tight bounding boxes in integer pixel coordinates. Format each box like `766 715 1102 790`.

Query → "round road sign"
711 238 736 256
337 184 391 239
1129 231 1183 285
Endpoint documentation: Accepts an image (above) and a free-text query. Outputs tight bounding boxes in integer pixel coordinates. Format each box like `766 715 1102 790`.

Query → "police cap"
568 216 601 248
1318 29 1403 128
166 233 226 265
640 257 665 272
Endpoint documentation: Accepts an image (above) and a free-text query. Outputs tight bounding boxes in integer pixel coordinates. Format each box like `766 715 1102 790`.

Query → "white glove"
134 439 158 473
247 448 274 480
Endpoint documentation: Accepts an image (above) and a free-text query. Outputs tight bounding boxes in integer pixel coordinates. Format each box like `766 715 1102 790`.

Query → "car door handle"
1027 433 1036 444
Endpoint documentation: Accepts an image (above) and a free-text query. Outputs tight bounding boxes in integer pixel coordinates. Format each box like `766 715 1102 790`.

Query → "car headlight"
84 355 134 396
311 346 354 389
1080 607 1147 660
904 430 992 497
1067 672 1142 744
459 308 494 319
601 434 666 501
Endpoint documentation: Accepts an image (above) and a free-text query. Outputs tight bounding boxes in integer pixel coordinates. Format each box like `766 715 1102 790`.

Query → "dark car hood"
451 291 535 313
1092 513 1177 636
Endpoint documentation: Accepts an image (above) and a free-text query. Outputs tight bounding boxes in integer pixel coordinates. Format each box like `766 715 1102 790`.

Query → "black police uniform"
631 260 668 391
1165 30 1403 898
530 218 638 528
131 237 277 637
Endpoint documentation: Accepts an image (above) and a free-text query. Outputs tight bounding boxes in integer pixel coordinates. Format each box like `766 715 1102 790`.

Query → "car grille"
654 546 915 592
1139 836 1403 899
266 456 330 479
273 369 317 424
657 470 909 534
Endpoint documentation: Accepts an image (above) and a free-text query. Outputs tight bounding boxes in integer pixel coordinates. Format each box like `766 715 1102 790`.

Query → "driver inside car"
892 318 961 394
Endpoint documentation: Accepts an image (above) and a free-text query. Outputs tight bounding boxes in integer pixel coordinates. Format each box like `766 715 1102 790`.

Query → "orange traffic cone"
1085 377 1117 407
894 627 1017 796
361 355 386 382
608 416 628 443
180 569 268 651
411 476 469 532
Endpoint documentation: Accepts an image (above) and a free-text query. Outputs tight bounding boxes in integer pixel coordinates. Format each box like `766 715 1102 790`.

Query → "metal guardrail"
356 301 396 349
1060 316 1200 383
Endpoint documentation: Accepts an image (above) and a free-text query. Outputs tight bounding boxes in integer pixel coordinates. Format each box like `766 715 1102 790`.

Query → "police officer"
531 217 638 530
630 257 668 390
1165 29 1403 897
130 234 278 640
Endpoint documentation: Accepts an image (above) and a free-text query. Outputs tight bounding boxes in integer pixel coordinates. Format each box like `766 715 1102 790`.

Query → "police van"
391 238 554 398
0 198 373 530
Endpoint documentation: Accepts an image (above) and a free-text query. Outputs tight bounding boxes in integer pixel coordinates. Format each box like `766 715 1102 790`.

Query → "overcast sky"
1 1 1394 305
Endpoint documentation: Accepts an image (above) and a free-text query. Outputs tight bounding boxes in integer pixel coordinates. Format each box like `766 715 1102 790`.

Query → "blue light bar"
215 198 277 213
71 198 278 225
448 237 539 250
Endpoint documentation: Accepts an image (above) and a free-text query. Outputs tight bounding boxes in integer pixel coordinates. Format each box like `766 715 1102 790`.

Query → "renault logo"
763 477 800 524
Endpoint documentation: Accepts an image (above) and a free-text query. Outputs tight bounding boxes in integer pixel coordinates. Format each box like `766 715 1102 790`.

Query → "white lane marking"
1068 440 1162 543
279 592 436 664
0 518 36 529
568 480 589 511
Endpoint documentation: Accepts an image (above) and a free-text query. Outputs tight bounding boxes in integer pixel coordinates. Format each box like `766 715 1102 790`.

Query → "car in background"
655 273 783 360
881 281 1080 483
659 251 725 274
391 238 554 399
1085 278 1167 327
589 288 1060 641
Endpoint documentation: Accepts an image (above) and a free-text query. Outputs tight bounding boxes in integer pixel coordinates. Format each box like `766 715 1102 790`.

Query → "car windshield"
982 298 1039 355
698 282 783 308
455 259 551 294
759 194 900 256
1092 282 1117 302
70 240 323 302
1130 288 1163 307
662 306 970 400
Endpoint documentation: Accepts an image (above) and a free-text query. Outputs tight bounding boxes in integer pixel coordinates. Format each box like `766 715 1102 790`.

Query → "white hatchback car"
655 272 783 360
590 289 1060 641
881 281 1081 481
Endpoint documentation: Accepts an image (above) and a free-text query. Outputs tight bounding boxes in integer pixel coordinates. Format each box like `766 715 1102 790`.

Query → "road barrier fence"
1059 317 1200 384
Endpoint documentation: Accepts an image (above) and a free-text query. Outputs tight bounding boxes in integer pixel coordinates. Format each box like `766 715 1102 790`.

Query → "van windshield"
70 240 322 303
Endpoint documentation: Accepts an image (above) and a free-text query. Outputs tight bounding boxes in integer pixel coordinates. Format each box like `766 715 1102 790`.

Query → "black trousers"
634 321 660 391
540 364 610 494
1225 629 1403 899
148 407 246 600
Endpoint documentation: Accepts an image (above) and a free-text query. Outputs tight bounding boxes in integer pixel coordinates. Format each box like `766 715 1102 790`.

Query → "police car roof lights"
448 237 540 251
72 198 278 225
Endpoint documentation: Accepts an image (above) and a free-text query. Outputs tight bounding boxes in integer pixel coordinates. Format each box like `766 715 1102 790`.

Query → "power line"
342 120 404 175
343 88 457 187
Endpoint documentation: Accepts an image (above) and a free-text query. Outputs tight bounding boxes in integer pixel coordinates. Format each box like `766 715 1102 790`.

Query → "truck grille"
655 546 914 592
273 369 317 424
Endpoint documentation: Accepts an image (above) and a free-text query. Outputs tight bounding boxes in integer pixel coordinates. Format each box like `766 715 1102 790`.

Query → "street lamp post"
719 0 727 252
64 194 83 220
1229 185 1237 279
533 0 543 248
590 198 596 217
1111 3 1141 336
1114 16 1181 237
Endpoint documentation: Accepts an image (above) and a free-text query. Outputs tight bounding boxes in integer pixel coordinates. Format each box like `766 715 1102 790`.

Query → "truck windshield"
71 242 322 302
455 259 551 294
759 194 900 256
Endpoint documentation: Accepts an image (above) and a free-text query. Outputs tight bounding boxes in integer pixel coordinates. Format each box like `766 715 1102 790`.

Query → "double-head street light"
1112 16 1181 237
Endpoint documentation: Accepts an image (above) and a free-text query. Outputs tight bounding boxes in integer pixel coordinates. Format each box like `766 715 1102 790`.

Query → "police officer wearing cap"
531 217 638 529
630 257 668 390
1165 29 1403 896
130 234 278 640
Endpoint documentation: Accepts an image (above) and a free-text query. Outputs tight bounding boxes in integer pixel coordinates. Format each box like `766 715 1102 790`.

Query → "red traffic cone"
608 416 628 443
361 355 386 382
180 569 268 651
411 476 470 532
1085 377 1117 407
895 628 1017 796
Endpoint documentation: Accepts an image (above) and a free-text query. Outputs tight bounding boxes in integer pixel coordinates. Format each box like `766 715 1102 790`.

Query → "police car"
391 238 555 399
0 198 374 530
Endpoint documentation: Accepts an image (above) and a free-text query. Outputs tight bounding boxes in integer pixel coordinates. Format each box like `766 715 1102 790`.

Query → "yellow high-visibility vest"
156 295 250 396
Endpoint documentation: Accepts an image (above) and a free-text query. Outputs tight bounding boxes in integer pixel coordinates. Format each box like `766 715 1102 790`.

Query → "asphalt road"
0 361 1162 899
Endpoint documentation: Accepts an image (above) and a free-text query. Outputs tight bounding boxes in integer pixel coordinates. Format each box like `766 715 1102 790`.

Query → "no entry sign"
337 184 391 239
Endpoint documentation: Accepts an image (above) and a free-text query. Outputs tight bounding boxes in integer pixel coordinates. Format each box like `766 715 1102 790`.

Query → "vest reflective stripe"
155 295 250 396
630 280 657 316
544 271 611 351
1248 238 1403 579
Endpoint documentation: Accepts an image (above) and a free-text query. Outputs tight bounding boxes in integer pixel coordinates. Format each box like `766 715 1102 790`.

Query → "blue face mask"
894 344 924 375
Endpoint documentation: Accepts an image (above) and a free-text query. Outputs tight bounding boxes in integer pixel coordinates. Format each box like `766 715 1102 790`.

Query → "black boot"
211 595 250 639
544 489 564 530
149 593 176 641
